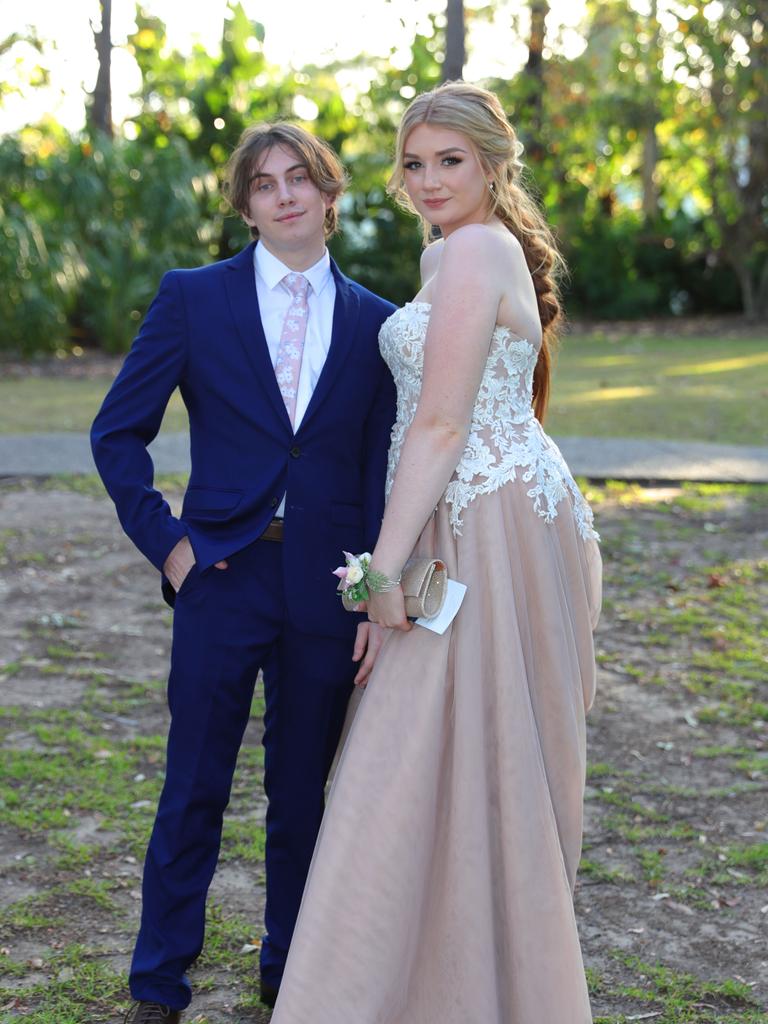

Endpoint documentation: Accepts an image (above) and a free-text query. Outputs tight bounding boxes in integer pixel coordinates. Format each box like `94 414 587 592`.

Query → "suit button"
290 446 301 458
270 497 279 508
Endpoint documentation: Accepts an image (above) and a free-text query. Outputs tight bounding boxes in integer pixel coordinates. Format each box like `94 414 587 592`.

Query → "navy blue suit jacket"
91 242 397 639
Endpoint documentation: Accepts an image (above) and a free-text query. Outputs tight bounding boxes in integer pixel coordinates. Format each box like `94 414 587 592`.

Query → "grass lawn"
0 377 190 435
0 330 766 443
547 332 768 445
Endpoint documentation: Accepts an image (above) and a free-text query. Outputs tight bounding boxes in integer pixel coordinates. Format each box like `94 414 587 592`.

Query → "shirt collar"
254 241 332 296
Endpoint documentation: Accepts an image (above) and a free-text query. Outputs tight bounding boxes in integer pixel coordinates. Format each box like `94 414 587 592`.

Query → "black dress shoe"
259 979 280 1008
123 1001 181 1023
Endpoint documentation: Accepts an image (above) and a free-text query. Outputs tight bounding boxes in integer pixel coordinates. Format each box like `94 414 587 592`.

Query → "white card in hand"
416 579 467 635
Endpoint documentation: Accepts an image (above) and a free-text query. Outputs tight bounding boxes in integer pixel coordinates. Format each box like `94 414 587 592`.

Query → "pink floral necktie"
274 273 310 426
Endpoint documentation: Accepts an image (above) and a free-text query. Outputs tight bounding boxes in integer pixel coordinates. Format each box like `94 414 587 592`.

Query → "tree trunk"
757 257 768 322
641 121 659 220
641 0 660 219
523 0 549 162
526 1 548 83
91 0 113 138
736 264 757 322
443 0 465 82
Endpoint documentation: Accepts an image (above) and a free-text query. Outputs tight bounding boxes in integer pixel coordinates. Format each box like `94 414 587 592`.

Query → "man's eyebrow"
249 163 307 181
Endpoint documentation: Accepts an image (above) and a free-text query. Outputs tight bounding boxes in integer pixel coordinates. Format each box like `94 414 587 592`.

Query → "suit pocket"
182 487 243 521
330 502 364 526
176 561 201 598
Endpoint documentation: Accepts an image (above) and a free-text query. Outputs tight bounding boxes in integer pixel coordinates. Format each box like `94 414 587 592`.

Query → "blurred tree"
488 0 754 318
667 0 767 320
129 1 446 301
126 2 361 259
641 0 661 220
521 1 548 165
128 4 267 161
444 0 466 81
0 131 216 353
0 29 48 101
126 3 269 258
3 0 757 354
90 0 113 138
325 21 445 302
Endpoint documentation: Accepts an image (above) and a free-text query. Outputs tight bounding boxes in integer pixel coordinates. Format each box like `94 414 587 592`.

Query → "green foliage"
0 28 48 100
564 210 742 317
326 24 444 304
664 1 768 319
0 199 70 354
127 3 444 298
488 0 754 319
1 0 763 356
0 131 216 353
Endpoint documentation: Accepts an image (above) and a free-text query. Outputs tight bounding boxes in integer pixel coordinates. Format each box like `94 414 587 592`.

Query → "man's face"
242 144 333 262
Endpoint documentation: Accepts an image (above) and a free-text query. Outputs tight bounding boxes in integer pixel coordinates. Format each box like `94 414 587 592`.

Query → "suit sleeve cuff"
147 520 189 573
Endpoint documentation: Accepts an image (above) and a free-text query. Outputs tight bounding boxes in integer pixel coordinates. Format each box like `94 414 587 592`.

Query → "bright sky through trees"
0 0 590 133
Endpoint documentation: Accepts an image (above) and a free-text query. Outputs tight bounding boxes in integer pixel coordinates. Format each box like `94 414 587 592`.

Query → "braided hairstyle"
387 82 565 423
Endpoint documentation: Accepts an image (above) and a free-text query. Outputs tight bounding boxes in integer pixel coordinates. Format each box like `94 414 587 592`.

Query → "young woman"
271 82 602 1024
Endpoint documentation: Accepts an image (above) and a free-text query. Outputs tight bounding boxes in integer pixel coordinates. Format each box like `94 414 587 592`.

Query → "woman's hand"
352 622 389 687
367 587 412 632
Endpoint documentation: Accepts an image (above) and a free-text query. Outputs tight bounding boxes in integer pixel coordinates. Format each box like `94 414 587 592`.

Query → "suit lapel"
223 242 293 430
298 258 360 433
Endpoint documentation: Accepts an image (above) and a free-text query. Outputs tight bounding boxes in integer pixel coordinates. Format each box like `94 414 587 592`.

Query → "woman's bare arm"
368 225 510 627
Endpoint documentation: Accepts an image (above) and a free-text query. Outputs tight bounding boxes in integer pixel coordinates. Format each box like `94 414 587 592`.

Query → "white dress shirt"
254 242 336 516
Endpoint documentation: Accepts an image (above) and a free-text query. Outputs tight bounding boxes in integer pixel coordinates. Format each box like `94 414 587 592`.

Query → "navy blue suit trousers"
129 540 356 1008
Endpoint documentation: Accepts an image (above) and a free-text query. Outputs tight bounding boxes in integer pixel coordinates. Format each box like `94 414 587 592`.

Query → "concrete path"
0 432 767 483
556 436 768 483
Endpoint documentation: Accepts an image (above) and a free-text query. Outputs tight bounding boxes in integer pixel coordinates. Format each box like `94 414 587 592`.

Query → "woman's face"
401 123 492 236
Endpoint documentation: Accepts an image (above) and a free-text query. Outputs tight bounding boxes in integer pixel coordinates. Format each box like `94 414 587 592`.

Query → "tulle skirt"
271 475 602 1024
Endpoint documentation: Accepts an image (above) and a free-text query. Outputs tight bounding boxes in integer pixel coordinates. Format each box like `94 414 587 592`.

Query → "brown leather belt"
261 517 284 542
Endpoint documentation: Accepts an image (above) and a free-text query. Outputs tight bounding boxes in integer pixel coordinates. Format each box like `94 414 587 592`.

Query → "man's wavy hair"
224 122 349 240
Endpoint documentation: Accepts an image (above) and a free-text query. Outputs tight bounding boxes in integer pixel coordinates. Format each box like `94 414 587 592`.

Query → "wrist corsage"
332 551 401 606
333 551 449 620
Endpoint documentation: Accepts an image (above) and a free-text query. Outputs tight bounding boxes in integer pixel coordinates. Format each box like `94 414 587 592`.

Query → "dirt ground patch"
1 479 766 1023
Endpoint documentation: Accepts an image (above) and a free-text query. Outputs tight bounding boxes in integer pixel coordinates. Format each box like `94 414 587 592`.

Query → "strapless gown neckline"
400 298 529 344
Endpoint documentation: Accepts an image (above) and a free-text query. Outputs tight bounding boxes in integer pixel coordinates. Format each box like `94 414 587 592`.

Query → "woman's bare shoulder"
442 223 522 271
419 238 444 282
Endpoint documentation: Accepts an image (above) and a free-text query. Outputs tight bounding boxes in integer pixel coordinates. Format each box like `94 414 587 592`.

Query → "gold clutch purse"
342 556 448 620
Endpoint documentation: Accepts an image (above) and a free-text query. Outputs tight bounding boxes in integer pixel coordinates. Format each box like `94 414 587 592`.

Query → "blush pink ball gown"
271 301 602 1024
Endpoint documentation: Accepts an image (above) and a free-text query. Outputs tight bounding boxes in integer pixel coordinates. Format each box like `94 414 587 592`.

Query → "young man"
91 123 396 1023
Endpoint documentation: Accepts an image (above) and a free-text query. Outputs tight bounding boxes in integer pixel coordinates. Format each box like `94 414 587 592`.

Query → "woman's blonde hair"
387 82 565 423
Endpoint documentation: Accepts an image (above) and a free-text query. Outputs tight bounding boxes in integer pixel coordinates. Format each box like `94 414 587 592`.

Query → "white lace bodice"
378 301 599 541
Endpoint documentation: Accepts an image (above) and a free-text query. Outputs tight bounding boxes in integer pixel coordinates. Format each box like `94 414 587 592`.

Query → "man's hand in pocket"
163 536 228 592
